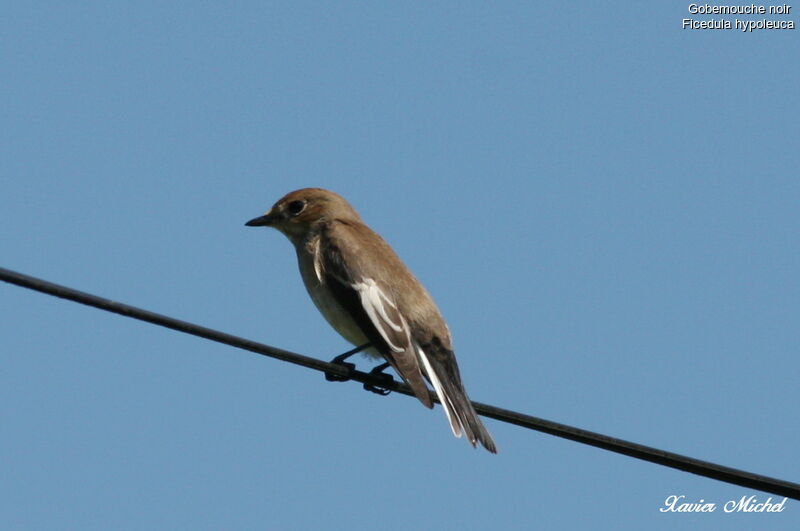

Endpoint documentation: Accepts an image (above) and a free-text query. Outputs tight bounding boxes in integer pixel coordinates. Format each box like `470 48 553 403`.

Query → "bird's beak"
245 211 280 227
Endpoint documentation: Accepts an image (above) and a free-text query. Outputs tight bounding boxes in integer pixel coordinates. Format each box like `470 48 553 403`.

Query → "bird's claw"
363 368 394 396
325 361 355 382
363 384 392 396
324 343 370 382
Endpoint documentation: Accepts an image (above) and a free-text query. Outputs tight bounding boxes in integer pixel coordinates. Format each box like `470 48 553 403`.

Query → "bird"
245 188 496 453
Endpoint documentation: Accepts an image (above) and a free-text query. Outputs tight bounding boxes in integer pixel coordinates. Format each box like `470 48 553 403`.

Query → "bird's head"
245 188 360 241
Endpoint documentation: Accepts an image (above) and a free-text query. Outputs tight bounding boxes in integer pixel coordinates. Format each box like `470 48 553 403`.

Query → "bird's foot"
324 360 355 382
363 362 394 396
324 343 370 382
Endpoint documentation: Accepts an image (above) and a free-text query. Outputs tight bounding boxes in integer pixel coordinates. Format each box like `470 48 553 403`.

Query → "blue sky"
2 3 798 530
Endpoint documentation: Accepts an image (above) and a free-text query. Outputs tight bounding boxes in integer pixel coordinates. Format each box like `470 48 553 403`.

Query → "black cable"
2 266 798 500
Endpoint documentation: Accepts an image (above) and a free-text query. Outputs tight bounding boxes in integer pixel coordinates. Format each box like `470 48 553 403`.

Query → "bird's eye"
287 200 306 216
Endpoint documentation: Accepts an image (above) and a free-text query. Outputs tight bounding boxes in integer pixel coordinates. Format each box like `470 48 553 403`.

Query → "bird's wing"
321 224 433 408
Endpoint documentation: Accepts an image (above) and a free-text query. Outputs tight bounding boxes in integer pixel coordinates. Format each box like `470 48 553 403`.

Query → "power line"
2 265 798 500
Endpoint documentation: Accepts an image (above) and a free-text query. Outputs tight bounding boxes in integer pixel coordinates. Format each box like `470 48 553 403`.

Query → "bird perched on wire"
245 188 496 453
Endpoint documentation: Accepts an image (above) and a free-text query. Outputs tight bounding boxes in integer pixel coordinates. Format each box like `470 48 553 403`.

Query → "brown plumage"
246 188 496 453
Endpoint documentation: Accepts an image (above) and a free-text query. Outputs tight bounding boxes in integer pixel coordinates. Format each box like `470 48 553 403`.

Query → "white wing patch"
311 238 324 283
417 345 463 438
354 278 406 352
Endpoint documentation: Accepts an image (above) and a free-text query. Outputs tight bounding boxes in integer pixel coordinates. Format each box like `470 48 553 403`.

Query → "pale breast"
295 238 379 357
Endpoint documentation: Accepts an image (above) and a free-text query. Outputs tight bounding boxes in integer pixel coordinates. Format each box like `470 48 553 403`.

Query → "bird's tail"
416 345 497 453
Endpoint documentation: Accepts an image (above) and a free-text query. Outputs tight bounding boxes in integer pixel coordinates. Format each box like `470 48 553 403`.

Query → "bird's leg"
363 362 394 396
324 343 370 382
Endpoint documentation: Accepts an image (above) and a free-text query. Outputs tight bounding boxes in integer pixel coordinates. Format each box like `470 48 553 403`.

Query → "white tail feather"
417 346 463 438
